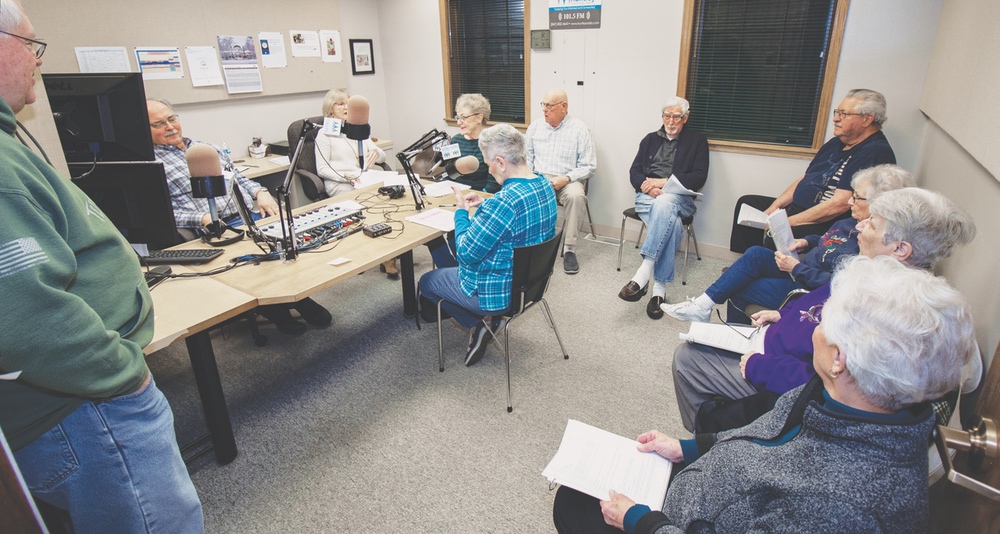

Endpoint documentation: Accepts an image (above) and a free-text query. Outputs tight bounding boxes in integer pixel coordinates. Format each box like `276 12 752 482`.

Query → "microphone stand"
276 118 319 261
396 129 449 212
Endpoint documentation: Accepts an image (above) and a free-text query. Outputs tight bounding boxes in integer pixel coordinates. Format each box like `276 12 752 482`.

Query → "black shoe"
563 251 579 274
293 297 332 327
419 296 451 323
258 305 307 335
618 281 648 302
465 321 491 366
646 296 665 320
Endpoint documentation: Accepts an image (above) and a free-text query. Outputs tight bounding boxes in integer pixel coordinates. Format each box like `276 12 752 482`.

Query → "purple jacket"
744 283 832 394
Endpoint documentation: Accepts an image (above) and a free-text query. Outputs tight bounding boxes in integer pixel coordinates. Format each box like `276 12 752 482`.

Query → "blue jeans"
706 245 802 312
418 267 505 328
426 234 459 269
14 376 204 534
634 192 696 283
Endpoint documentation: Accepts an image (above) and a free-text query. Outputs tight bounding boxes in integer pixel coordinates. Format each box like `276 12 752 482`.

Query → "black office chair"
616 207 700 285
287 117 392 202
418 231 569 412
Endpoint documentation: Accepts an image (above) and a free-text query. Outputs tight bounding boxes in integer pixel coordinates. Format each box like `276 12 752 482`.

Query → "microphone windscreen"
345 95 370 125
186 143 223 177
454 155 481 175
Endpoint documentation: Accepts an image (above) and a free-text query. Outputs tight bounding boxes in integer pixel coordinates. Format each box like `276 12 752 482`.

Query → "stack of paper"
679 322 767 354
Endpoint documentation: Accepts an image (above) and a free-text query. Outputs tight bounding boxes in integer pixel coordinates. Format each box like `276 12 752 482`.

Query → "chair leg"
539 299 570 360
585 202 597 239
682 224 691 286
559 218 567 257
504 319 513 413
436 299 445 372
690 224 702 260
617 215 628 271
636 222 646 249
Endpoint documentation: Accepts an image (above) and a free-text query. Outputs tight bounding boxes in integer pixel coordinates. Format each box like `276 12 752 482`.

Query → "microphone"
342 95 371 169
185 143 228 239
435 155 480 181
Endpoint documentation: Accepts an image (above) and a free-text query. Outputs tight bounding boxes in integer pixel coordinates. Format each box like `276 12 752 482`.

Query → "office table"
148 182 458 463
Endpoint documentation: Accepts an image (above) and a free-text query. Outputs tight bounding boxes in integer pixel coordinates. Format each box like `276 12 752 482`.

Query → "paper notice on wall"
222 65 263 94
134 47 184 79
319 30 343 63
184 46 224 87
75 47 131 73
258 31 288 68
290 30 321 57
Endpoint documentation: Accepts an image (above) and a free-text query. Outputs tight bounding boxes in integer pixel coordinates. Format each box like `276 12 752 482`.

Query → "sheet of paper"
329 200 365 211
679 322 767 354
356 170 403 188
737 203 768 229
0 370 22 381
660 175 702 196
258 31 288 68
134 47 184 80
269 156 291 166
184 46 224 87
406 208 455 232
767 209 799 259
319 30 343 63
423 180 472 198
542 420 672 509
75 46 131 73
290 30 321 57
327 257 351 266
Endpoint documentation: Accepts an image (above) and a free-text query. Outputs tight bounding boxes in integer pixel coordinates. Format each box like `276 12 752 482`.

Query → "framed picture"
349 39 375 75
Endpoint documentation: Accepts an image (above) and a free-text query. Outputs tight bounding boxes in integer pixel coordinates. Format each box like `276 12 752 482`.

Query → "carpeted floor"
147 235 732 533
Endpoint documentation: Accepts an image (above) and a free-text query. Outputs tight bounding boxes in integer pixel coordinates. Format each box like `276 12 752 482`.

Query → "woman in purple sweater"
663 164 913 323
671 187 976 432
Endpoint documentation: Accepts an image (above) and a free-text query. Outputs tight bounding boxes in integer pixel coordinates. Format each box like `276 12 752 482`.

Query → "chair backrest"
287 116 326 201
509 230 563 315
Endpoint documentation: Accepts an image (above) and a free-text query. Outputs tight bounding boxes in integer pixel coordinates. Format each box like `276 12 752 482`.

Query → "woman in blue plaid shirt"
419 124 558 366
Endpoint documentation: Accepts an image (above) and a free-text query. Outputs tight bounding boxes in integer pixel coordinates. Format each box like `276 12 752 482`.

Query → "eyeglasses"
662 113 686 122
799 304 823 324
540 101 566 110
852 191 868 203
832 109 864 119
0 29 46 59
150 115 180 130
714 309 763 340
454 113 481 122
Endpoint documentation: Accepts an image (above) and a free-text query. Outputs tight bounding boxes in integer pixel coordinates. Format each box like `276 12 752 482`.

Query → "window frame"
438 0 531 130
677 0 851 159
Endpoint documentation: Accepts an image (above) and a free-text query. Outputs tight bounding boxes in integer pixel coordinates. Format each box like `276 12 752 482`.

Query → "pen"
439 203 457 207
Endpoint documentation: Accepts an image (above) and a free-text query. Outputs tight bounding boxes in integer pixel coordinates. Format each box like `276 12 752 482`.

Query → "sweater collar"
0 98 17 136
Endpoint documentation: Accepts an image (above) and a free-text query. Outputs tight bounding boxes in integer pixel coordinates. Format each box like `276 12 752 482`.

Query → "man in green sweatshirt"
0 1 203 531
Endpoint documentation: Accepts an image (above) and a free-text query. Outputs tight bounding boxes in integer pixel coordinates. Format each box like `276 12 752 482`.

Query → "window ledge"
707 140 818 160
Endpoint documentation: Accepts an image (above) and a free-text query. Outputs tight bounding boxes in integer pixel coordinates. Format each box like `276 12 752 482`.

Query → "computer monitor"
43 73 155 163
69 161 181 249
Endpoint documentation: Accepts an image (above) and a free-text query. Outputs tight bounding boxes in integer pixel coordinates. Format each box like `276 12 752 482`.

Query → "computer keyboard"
141 248 224 265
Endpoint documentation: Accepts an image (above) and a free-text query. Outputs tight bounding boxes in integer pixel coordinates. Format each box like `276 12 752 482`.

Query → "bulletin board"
28 0 348 105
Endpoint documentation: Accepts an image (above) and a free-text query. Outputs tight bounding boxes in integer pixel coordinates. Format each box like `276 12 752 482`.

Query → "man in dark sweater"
618 97 709 319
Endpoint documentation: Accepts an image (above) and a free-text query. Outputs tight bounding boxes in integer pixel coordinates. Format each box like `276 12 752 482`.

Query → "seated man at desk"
147 99 330 334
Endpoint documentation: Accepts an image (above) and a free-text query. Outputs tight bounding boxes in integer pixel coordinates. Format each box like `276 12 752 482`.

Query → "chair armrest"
295 169 327 201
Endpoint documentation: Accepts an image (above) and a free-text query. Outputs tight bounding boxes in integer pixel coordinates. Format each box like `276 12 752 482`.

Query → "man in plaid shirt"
419 124 557 366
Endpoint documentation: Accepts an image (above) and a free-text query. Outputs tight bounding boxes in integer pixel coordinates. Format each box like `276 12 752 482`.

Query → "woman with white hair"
451 93 499 192
554 256 977 533
418 124 557 366
670 187 977 433
664 164 914 323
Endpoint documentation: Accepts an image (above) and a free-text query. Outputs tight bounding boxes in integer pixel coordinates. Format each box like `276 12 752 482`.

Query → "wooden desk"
146 276 257 464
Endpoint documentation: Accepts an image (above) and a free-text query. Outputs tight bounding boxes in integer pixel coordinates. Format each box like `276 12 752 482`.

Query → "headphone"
378 185 406 199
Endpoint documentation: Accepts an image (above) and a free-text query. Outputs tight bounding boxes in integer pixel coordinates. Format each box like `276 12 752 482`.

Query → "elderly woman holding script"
663 164 913 322
553 256 977 533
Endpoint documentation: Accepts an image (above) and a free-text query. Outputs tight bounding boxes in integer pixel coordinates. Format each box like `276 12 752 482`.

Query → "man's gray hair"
321 88 348 118
662 96 690 117
850 164 915 203
846 88 887 128
822 255 976 412
147 98 175 112
0 0 24 34
868 187 976 270
478 123 526 166
456 93 491 123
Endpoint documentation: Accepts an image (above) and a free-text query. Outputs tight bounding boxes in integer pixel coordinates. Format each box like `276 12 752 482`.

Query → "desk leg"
401 249 417 317
185 331 238 464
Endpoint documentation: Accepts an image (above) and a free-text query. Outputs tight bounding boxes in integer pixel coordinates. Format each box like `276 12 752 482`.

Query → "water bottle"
222 143 232 159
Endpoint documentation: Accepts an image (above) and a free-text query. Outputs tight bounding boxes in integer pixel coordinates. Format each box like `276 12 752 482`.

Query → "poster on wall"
549 0 602 29
217 35 263 94
134 47 184 79
75 47 131 73
290 30 321 57
258 31 289 68
319 30 343 63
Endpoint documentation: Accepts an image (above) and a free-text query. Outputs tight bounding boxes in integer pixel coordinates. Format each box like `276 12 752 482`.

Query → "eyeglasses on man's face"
0 29 46 59
150 115 180 130
832 109 865 119
662 113 686 122
540 101 565 110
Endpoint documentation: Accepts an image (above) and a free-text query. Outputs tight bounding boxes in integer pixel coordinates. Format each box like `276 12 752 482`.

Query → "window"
440 0 530 127
679 0 850 158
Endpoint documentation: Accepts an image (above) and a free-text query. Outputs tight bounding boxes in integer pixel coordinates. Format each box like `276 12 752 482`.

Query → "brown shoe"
380 258 399 280
646 296 665 319
618 281 648 302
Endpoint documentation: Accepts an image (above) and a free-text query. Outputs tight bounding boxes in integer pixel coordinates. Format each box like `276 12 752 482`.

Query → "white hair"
478 123 525 166
662 96 690 117
456 93 491 123
868 187 977 270
822 256 976 412
0 0 24 33
321 88 349 118
850 164 914 203
846 88 888 128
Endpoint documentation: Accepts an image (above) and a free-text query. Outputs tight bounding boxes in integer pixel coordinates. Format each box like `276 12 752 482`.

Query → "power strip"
364 222 392 238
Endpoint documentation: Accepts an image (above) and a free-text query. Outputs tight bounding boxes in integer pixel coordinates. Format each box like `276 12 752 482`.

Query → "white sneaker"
661 297 712 323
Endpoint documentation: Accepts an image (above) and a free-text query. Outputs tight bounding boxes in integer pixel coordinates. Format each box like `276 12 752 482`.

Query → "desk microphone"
186 144 243 246
342 95 371 169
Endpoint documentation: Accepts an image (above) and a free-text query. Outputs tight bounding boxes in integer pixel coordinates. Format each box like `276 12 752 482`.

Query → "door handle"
935 416 1000 501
